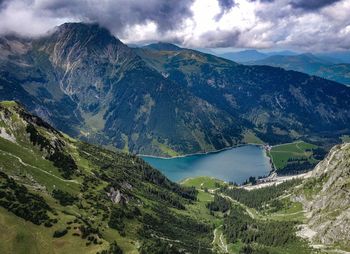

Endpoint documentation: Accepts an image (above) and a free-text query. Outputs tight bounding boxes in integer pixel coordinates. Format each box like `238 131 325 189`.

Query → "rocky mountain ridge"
1 23 350 156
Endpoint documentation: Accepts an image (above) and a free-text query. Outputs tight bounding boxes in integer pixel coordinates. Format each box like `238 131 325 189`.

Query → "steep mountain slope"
249 54 350 86
0 101 213 253
296 142 350 250
2 23 350 157
136 44 350 145
0 23 243 156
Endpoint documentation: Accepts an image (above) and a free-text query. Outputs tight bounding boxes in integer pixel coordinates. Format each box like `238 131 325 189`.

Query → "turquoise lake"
141 145 272 184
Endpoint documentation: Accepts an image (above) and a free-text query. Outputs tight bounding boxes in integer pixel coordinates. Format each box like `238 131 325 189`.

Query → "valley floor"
181 176 349 254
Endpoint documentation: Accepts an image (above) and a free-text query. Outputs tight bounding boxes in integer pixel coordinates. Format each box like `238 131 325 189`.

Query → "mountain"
219 49 267 63
218 49 298 63
0 23 244 156
249 53 332 73
296 142 350 249
249 53 350 86
313 63 350 86
1 23 350 157
136 43 350 146
317 51 350 64
267 50 298 57
192 48 218 56
0 101 213 253
143 42 182 51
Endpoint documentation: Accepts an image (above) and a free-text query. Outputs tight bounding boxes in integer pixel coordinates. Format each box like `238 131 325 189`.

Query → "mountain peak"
143 42 182 51
50 22 123 49
57 22 109 34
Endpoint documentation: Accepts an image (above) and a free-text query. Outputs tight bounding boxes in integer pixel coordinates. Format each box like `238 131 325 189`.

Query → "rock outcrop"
300 143 350 247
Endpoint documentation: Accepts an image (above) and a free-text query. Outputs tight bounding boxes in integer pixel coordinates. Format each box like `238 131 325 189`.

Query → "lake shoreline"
142 144 273 184
138 143 265 160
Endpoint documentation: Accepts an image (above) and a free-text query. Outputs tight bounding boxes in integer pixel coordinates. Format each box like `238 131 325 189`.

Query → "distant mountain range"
218 49 350 64
1 23 350 156
217 49 298 63
248 53 350 86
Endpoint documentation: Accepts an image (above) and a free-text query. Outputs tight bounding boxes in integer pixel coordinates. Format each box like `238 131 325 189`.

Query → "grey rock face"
301 143 350 246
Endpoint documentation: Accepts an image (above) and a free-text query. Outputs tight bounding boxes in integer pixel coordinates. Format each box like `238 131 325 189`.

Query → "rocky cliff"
298 143 350 249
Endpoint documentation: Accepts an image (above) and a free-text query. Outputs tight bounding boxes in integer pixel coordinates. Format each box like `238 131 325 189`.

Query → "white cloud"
0 0 349 50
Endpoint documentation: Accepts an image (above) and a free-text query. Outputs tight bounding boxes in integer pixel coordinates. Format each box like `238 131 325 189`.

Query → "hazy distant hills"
218 49 298 63
219 50 269 62
1 23 350 156
248 53 332 73
248 53 350 86
219 49 350 86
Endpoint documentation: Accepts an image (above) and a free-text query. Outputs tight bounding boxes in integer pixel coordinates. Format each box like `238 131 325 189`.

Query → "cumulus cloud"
0 0 349 51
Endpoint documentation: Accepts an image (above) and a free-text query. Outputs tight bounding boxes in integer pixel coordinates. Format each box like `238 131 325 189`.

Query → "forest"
222 179 302 210
206 194 230 213
224 205 298 245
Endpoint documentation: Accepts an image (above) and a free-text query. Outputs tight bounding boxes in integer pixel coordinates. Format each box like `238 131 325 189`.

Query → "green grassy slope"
0 101 213 253
268 141 326 174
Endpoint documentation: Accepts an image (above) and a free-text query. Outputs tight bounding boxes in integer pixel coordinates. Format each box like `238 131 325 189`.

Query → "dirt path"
0 150 80 184
271 140 303 149
219 233 228 253
213 225 229 253
219 193 256 219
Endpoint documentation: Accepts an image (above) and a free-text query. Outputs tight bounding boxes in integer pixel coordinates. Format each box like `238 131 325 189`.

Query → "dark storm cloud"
218 0 236 10
290 0 343 10
199 30 241 47
0 0 7 8
39 0 195 33
249 0 275 2
0 0 349 51
0 0 195 36
215 0 236 20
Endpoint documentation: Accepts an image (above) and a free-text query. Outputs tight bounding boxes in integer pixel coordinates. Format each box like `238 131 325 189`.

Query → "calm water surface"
141 145 272 184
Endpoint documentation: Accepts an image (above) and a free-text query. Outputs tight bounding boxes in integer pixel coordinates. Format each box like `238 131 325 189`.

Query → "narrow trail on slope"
0 149 80 184
219 233 229 253
219 193 256 219
212 225 229 253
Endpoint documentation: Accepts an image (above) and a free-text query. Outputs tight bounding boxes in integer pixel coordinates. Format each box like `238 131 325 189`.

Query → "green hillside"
1 101 349 253
0 101 214 253
268 141 327 174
